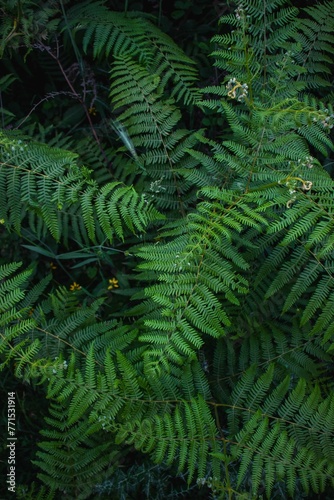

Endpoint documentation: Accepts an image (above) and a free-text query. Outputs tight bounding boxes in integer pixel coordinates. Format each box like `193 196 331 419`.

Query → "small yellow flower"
108 278 119 290
69 282 81 291
50 262 57 270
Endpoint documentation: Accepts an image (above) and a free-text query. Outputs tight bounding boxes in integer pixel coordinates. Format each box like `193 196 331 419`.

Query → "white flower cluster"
173 252 191 272
289 157 316 170
149 176 166 194
312 108 334 130
226 78 248 101
303 156 315 169
235 4 245 21
51 357 68 374
196 476 219 492
142 193 149 205
98 414 112 430
2 139 27 157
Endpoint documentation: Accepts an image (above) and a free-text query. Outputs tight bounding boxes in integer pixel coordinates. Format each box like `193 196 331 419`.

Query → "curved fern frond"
67 1 199 104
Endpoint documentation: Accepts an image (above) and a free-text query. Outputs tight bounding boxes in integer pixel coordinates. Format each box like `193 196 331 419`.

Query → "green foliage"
292 1 334 90
67 1 199 103
0 131 163 244
0 0 334 498
33 401 119 499
0 262 36 372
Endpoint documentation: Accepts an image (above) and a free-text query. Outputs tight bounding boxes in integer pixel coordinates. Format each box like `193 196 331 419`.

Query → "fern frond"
135 222 248 369
67 1 199 105
0 131 163 244
228 371 334 497
34 401 118 498
293 1 334 89
0 262 37 371
113 395 220 485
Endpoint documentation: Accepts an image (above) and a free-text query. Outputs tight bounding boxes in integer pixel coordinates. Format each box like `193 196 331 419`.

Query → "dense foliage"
0 0 334 498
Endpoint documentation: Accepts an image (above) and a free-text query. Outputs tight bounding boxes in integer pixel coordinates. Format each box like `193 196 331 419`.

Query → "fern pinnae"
80 185 97 242
1 0 334 496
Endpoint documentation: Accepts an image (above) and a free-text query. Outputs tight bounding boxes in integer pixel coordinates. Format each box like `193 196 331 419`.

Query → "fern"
0 131 163 244
113 395 220 484
0 262 36 371
132 191 256 372
227 373 334 497
66 1 199 104
33 401 118 499
293 0 334 90
1 0 334 497
63 0 208 216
